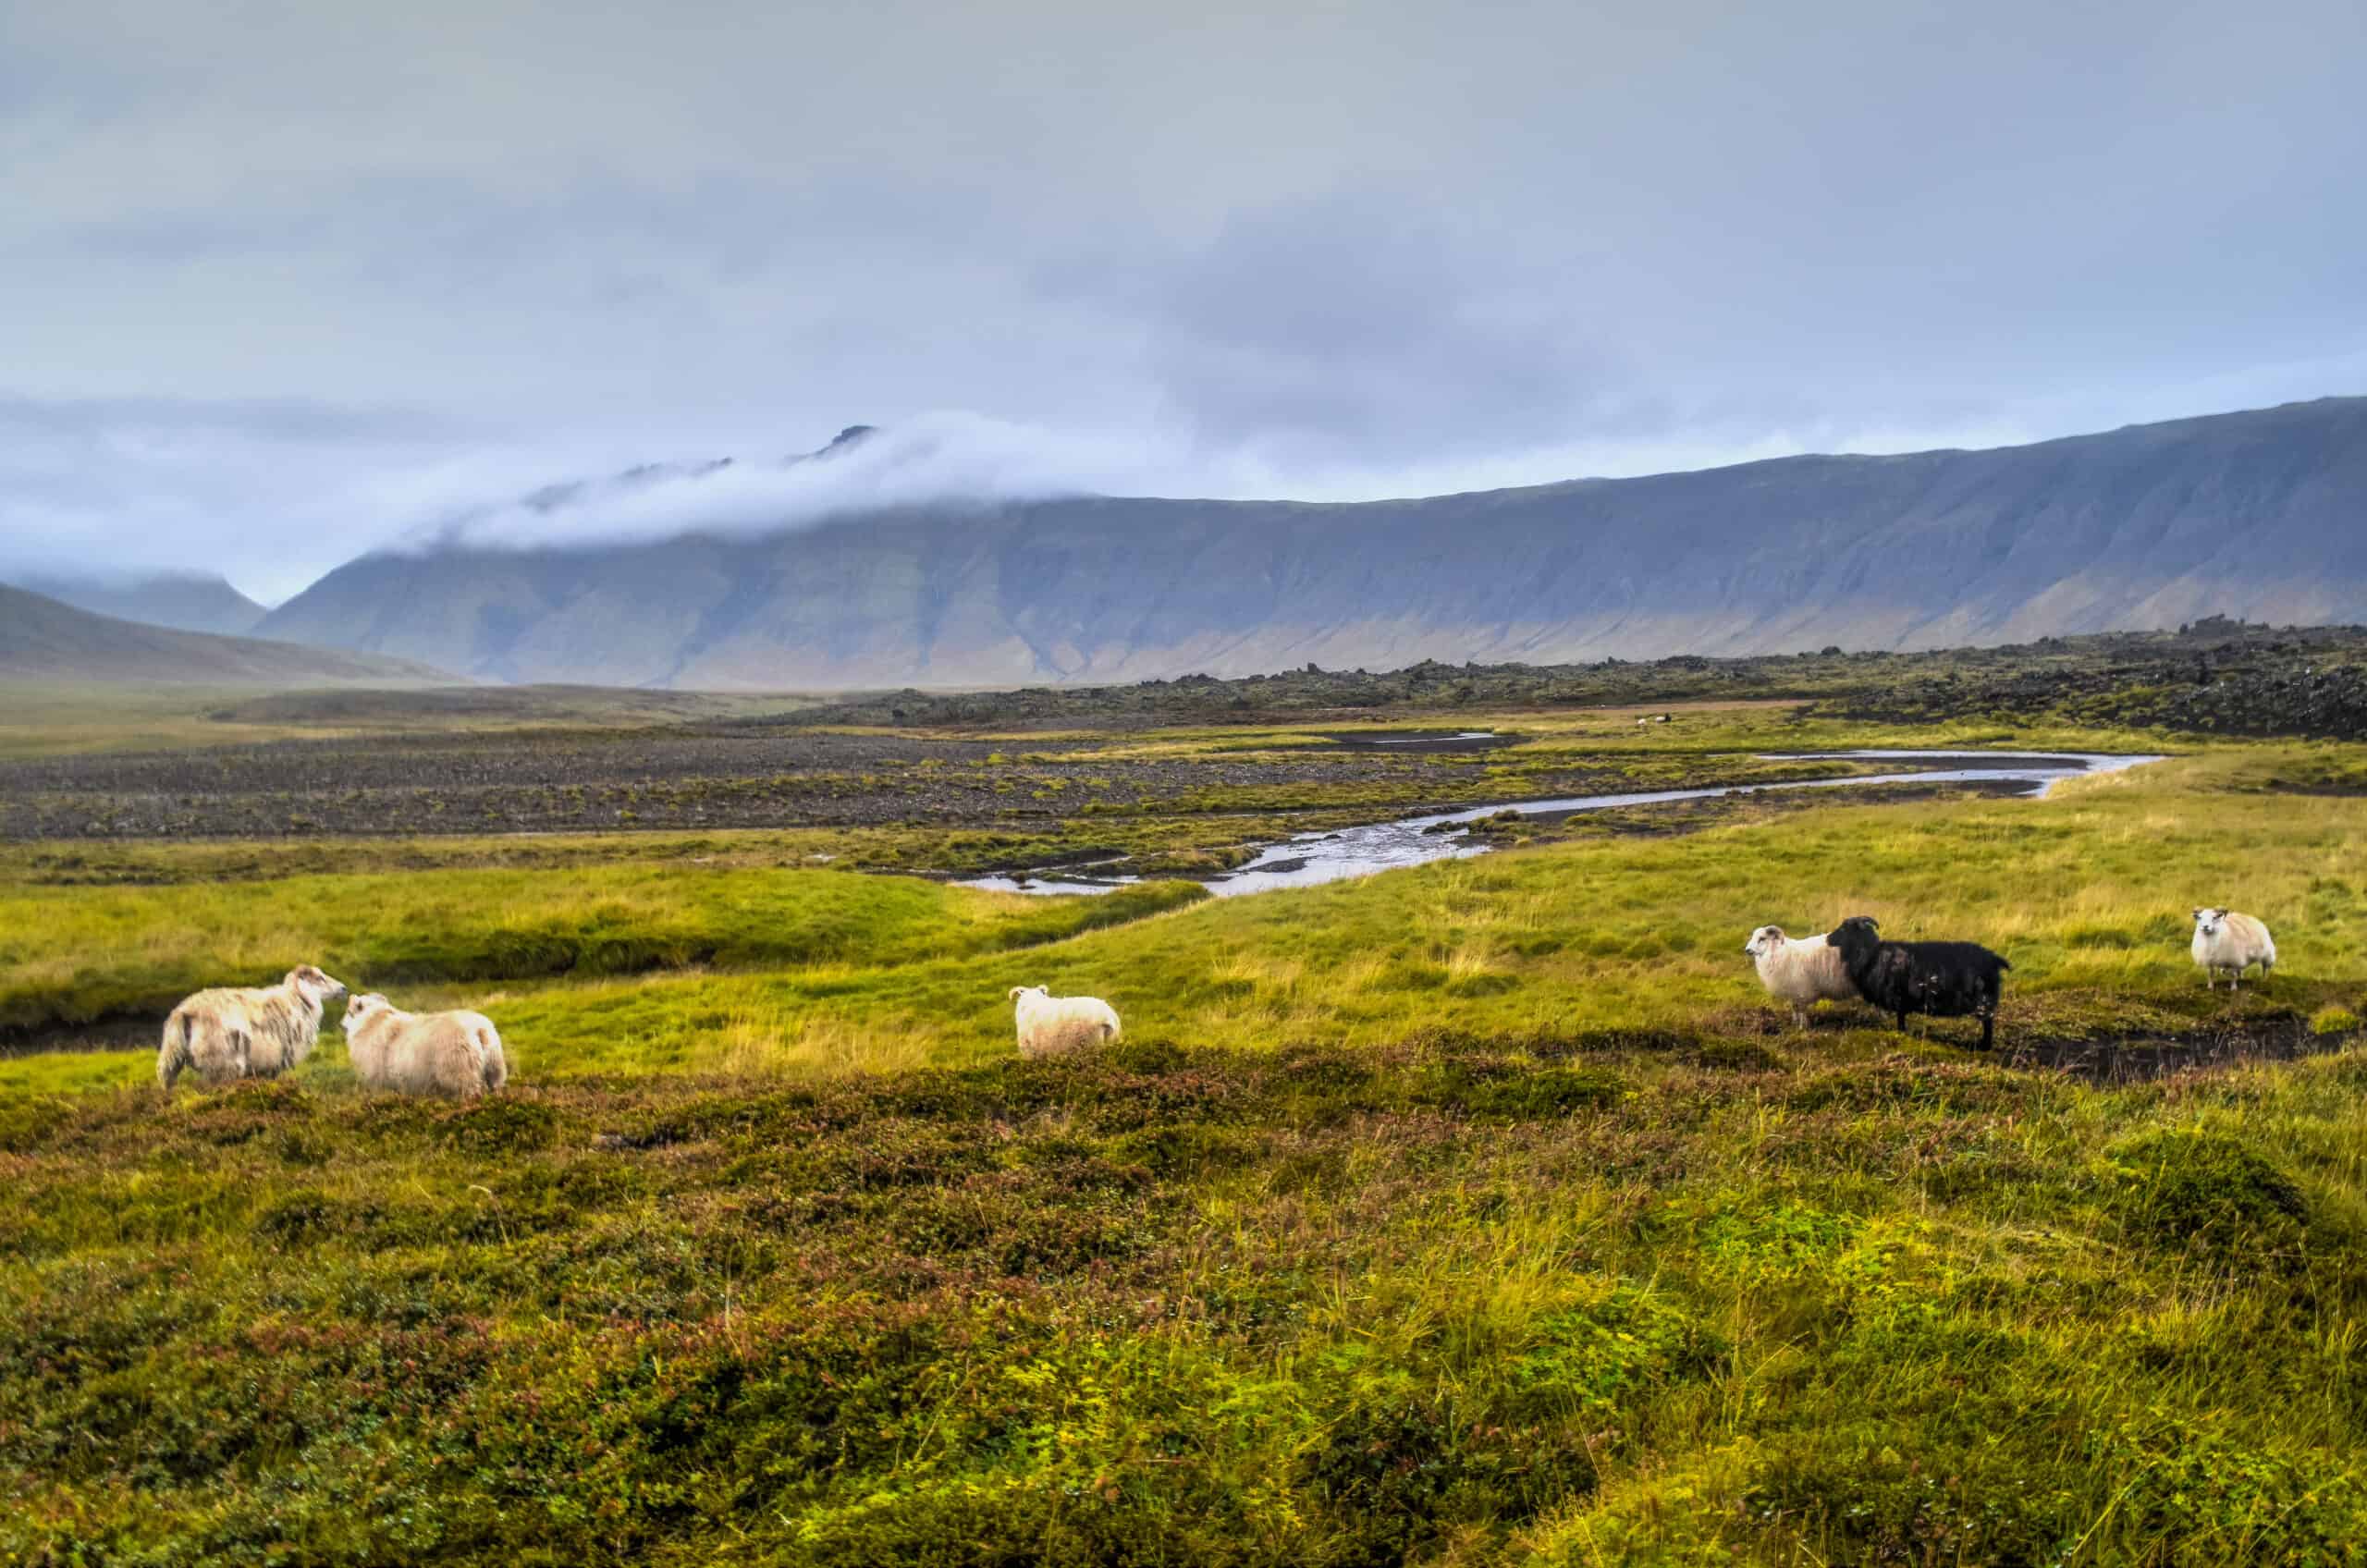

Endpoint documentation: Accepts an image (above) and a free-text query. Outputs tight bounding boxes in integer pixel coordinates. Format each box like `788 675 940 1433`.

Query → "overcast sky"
5 0 2363 601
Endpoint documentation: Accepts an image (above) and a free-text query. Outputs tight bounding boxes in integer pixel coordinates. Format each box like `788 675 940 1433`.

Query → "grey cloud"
1 0 2361 598
0 396 496 599
1105 194 1613 462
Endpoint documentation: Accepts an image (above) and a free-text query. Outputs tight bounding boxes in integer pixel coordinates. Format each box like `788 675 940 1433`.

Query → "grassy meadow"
6 673 2367 1563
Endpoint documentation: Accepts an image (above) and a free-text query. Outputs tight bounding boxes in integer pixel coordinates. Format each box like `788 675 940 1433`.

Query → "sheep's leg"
1791 1004 1809 1031
1979 1010 1995 1051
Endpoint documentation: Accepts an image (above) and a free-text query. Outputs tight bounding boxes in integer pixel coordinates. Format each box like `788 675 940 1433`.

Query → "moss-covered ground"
6 672 2367 1562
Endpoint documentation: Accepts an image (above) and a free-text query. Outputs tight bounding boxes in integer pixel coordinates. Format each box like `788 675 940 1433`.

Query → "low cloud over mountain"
255 398 2367 690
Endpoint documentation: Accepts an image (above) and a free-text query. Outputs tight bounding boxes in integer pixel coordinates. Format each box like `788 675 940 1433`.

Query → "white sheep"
158 964 347 1094
1007 985 1122 1060
340 994 509 1098
1743 925 1860 1027
2191 908 2276 990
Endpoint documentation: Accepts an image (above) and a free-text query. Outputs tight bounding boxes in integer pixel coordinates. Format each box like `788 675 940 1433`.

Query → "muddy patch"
2005 1018 2353 1084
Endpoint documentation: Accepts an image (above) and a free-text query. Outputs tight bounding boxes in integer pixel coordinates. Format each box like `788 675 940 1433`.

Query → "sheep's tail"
1103 1017 1122 1044
158 1010 192 1095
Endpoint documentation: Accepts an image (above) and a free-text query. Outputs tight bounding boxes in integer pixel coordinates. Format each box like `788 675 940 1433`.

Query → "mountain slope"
11 572 269 637
0 585 453 686
262 397 2367 689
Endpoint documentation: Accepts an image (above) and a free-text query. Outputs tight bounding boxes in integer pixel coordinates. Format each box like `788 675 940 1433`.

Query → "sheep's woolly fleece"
1007 985 1122 1060
2191 908 2276 989
341 994 509 1099
1742 925 1858 1026
158 964 347 1094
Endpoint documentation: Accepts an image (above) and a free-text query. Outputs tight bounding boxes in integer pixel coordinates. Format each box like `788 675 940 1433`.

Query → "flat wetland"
9 623 2367 1565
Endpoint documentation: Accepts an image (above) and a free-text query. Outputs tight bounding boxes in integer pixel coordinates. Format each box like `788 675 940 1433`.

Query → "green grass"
11 748 2362 1088
7 1034 2367 1563
48 747 2323 1086
0 870 1208 1040
9 722 2367 1562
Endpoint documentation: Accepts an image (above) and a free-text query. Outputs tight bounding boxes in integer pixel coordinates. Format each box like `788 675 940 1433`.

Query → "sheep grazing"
340 994 509 1099
158 964 347 1094
1007 985 1122 1060
1828 915 2012 1049
2191 908 2276 990
1743 925 1860 1028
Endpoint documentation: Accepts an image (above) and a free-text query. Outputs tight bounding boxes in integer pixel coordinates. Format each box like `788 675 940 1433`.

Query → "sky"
3 0 2363 602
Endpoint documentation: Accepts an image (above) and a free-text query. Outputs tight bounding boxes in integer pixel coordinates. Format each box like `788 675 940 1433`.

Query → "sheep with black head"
1828 915 2012 1050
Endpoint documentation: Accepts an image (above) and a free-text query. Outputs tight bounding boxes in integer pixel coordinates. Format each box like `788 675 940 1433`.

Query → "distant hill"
260 397 2367 689
0 585 452 686
12 572 269 637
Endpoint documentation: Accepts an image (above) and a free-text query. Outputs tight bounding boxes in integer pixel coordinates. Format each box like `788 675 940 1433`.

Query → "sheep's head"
1744 925 1786 959
2193 908 2228 938
288 964 349 1006
340 993 391 1033
1832 915 1881 951
1007 985 1049 1003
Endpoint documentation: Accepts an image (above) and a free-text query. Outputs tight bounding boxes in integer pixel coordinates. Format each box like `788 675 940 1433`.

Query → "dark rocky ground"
11 617 2363 842
0 726 1694 841
798 616 2367 737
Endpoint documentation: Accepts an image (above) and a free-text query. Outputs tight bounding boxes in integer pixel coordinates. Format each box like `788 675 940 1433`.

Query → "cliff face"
258 398 2367 689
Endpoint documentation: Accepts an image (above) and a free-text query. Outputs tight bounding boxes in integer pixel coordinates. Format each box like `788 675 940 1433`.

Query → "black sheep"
1828 915 2012 1049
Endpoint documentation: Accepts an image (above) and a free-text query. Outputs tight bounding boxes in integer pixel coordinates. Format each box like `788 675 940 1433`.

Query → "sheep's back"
350 1012 493 1097
1014 998 1120 1059
2226 914 2275 962
1841 939 2004 1012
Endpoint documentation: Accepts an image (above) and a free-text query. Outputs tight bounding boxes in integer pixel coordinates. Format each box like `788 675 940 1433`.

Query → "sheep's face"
2193 908 2228 939
289 965 349 1006
1744 925 1786 960
340 994 390 1033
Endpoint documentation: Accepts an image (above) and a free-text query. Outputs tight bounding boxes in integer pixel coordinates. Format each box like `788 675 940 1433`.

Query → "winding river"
960 749 2166 899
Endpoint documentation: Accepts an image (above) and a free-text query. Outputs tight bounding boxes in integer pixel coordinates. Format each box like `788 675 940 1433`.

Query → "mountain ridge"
258 396 2367 689
0 584 455 686
9 571 270 637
